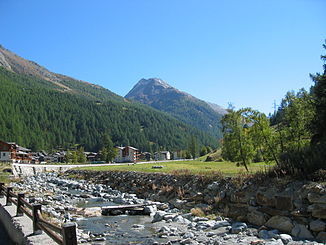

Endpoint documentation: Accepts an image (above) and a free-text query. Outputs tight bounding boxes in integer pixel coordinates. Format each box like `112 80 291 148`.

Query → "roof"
17 146 31 152
127 146 138 151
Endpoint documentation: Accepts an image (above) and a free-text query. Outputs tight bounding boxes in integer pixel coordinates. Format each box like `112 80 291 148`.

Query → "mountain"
0 45 217 152
125 78 224 139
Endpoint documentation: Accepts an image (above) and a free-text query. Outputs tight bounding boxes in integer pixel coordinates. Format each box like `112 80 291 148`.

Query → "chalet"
0 141 32 163
154 151 171 161
85 152 99 162
139 152 151 161
114 146 139 163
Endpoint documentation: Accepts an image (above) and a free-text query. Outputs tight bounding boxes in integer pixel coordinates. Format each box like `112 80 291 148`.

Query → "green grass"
76 160 275 176
0 163 13 183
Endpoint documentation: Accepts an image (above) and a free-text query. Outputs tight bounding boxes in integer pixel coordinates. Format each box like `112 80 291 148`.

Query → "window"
2 153 5 157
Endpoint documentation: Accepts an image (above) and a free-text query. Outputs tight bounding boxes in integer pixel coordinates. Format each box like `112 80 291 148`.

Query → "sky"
0 0 325 114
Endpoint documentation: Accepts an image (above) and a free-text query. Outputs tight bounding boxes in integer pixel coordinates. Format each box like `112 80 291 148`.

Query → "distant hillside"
0 46 217 152
125 78 224 138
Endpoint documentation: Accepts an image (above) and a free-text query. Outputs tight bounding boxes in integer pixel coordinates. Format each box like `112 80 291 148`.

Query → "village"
0 140 178 164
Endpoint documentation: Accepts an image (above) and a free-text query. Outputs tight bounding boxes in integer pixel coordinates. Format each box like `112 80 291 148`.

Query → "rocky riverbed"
10 173 324 245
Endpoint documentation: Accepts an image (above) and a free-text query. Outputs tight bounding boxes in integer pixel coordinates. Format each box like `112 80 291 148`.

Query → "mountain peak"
137 78 172 89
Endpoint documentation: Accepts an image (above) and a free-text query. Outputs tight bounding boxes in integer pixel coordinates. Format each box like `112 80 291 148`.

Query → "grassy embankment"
0 163 13 183
77 160 275 177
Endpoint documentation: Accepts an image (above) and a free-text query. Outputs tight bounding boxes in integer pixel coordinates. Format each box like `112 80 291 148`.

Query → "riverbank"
64 169 326 243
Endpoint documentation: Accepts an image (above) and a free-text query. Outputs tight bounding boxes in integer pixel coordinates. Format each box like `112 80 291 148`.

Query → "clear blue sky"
1 0 325 114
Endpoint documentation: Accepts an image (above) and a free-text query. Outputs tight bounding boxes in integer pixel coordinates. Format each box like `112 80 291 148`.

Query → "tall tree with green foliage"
310 41 326 145
188 136 198 159
221 108 255 171
100 134 118 163
77 147 87 163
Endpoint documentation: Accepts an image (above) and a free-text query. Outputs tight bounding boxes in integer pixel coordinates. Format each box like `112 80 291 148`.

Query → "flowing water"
76 197 168 244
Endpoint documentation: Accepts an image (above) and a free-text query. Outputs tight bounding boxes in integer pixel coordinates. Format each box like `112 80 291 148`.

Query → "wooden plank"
101 204 147 210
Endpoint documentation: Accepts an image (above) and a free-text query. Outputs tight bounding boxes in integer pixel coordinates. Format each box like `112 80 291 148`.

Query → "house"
114 146 139 163
0 141 32 163
154 151 171 161
139 152 151 161
85 152 99 162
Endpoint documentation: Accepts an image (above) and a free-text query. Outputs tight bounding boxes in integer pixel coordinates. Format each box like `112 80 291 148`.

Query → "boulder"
316 231 326 243
83 207 102 217
247 210 268 226
230 222 247 234
265 216 294 233
279 234 293 244
152 211 167 223
309 219 325 232
230 191 249 204
307 193 326 204
291 224 313 239
256 191 276 207
275 195 293 211
311 204 326 219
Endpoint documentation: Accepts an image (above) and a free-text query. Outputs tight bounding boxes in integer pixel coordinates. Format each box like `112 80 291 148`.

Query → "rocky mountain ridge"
125 78 225 138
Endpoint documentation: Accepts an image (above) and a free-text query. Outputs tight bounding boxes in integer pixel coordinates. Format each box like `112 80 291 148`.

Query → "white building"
114 146 139 163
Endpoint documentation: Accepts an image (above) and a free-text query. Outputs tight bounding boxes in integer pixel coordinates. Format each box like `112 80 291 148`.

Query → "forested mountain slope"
0 46 218 152
125 78 224 138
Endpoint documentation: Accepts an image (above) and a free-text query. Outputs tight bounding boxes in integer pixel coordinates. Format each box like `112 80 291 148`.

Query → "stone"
258 230 270 239
83 207 102 217
311 204 326 219
316 231 326 243
265 216 294 233
247 210 268 226
279 234 293 244
230 191 249 204
264 239 284 245
159 226 171 233
230 222 247 234
256 191 276 207
291 224 313 239
152 211 167 223
309 219 325 232
258 206 289 216
307 193 326 204
275 195 293 211
212 220 231 229
132 224 145 229
207 182 219 191
268 229 279 239
143 205 157 215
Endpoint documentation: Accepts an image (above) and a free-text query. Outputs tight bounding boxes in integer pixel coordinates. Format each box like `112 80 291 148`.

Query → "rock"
183 232 195 239
230 191 249 203
316 231 326 243
173 215 191 224
265 216 294 233
207 182 219 191
83 207 102 217
310 204 326 219
152 211 167 223
275 195 293 211
264 239 284 245
258 230 270 239
132 224 145 229
212 220 231 229
256 191 276 207
143 205 157 215
180 238 198 245
247 210 268 226
268 229 279 239
291 224 313 239
307 193 326 204
309 219 325 232
159 226 171 233
279 234 293 244
230 222 247 234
